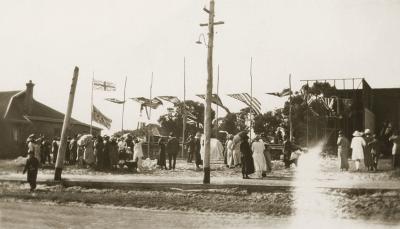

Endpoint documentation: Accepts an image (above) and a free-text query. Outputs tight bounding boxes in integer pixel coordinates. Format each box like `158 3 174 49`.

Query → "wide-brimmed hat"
364 129 372 135
353 131 363 137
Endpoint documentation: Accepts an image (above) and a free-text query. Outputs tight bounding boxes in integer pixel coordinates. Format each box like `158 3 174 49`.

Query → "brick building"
0 81 100 158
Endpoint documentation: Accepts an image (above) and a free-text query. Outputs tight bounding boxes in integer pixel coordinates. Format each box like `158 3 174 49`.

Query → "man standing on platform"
166 133 179 170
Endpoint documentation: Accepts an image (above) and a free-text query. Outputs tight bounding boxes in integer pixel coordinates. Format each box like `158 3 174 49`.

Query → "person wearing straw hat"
337 130 350 171
351 130 366 171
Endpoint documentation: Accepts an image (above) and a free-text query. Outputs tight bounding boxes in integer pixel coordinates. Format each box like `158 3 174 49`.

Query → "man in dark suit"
23 151 39 192
166 133 179 170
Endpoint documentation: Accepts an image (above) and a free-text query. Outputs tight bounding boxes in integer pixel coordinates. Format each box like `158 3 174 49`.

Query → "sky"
0 0 399 134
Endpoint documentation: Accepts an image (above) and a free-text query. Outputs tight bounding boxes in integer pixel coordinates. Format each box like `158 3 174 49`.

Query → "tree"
158 100 215 137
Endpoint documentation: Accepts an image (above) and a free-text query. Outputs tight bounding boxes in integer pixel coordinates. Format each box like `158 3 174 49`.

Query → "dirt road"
0 201 397 229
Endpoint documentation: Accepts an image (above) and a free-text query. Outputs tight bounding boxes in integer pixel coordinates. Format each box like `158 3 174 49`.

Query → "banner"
131 97 163 109
157 96 181 105
105 98 125 104
93 79 116 91
227 93 262 115
196 94 224 107
266 88 291 97
92 105 112 129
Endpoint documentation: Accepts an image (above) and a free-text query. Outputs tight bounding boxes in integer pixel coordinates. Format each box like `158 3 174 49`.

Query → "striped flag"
92 105 112 129
93 79 116 91
228 93 262 115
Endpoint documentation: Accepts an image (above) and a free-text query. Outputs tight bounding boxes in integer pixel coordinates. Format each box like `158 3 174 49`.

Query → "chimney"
24 80 34 114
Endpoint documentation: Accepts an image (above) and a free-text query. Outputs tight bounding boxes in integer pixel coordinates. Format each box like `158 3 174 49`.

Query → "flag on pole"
227 93 262 115
266 88 292 97
92 105 112 129
93 79 116 91
131 97 163 109
157 96 181 105
196 94 224 107
105 98 125 104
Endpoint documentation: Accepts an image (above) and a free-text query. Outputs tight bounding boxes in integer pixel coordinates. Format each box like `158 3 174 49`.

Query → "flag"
227 93 262 115
131 97 163 109
266 88 292 97
196 94 224 107
105 98 125 104
157 96 181 105
93 79 116 91
92 105 112 129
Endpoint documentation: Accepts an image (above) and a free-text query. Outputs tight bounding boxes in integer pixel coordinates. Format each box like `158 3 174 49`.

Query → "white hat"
364 129 372 135
353 131 363 137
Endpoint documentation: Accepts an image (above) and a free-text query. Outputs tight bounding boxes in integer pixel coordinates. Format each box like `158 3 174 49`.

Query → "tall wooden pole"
203 0 215 184
121 76 127 135
250 57 253 141
289 74 293 142
182 58 187 159
216 64 219 138
90 72 94 135
148 73 153 159
55 67 79 181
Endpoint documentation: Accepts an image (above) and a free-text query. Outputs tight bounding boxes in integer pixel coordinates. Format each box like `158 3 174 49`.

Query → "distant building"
0 81 101 158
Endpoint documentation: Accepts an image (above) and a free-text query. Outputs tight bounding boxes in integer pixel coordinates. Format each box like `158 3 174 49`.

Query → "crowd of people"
337 128 400 172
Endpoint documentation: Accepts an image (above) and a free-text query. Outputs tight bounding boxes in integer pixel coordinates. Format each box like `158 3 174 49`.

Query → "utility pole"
148 73 153 159
200 0 224 184
289 74 293 142
250 58 253 141
121 76 127 135
182 57 187 159
55 67 79 181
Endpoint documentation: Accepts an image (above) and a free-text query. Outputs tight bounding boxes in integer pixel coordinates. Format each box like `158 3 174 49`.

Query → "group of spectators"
337 127 400 172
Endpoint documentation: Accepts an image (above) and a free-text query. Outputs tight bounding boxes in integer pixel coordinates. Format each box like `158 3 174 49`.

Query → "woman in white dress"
226 135 234 168
133 138 144 172
351 131 366 171
251 137 267 178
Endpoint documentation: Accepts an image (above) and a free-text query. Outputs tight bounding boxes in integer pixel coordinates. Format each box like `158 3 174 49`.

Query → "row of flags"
91 79 354 129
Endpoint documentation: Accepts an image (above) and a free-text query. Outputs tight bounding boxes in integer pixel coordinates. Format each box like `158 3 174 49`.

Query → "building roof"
0 91 19 118
1 90 100 130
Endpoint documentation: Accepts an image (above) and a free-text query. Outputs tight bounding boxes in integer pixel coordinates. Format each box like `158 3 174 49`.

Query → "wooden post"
203 0 215 184
250 58 253 141
182 57 186 159
90 73 94 135
121 76 127 134
54 67 79 181
147 73 153 159
289 74 293 141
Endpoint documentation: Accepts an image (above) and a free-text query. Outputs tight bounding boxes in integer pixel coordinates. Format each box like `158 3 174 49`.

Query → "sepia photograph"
0 0 400 228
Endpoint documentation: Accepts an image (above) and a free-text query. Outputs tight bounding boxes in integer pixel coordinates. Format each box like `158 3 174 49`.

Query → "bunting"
227 93 262 115
93 79 116 91
92 105 112 129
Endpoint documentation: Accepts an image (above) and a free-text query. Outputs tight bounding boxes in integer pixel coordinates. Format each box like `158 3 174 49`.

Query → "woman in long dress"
240 134 254 179
157 138 167 169
251 136 267 178
226 135 234 168
337 130 350 171
389 131 400 169
133 138 144 172
351 131 366 171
